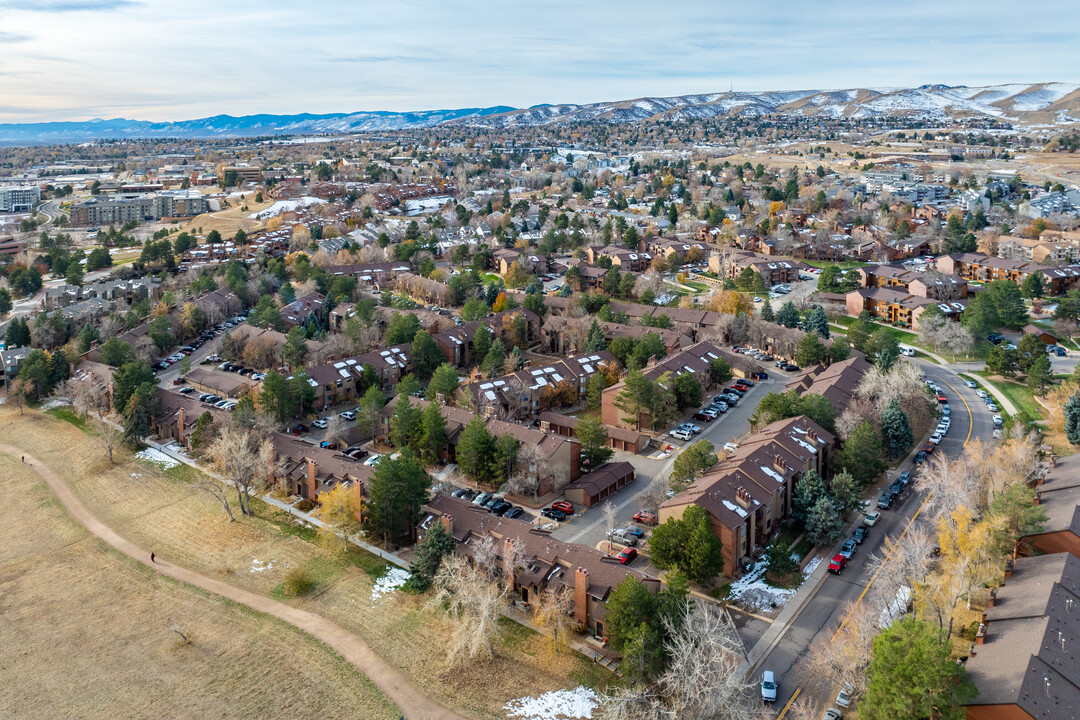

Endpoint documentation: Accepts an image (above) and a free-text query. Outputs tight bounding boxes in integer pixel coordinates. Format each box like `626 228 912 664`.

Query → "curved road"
0 442 465 720
758 359 997 717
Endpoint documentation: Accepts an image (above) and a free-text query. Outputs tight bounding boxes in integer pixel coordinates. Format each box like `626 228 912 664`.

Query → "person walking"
150 552 155 563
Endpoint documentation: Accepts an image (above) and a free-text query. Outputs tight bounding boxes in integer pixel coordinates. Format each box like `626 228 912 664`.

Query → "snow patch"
504 686 599 720
726 559 797 612
249 196 327 219
250 557 274 573
371 567 411 604
42 397 71 410
135 447 179 469
803 556 822 575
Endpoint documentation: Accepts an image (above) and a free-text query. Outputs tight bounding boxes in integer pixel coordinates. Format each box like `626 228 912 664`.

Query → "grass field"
971 371 1046 432
0 407 620 719
803 259 865 270
0 449 400 720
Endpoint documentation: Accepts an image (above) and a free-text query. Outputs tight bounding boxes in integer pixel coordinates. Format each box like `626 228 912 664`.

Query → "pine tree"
805 496 844 546
585 319 607 353
793 469 827 523
406 520 454 592
760 297 775 322
880 397 914 460
420 401 447 464
1065 393 1080 445
805 306 830 338
776 301 800 328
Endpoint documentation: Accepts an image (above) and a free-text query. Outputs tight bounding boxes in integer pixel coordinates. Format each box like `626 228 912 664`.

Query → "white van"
898 345 915 356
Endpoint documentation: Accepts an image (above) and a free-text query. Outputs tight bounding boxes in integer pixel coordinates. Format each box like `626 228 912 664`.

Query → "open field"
0 407 620 719
0 449 399 720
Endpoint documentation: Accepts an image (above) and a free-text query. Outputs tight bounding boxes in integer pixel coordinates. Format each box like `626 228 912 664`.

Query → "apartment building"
470 351 618 419
0 185 40 213
937 252 1080 296
997 236 1080 265
711 250 810 287
70 188 207 226
660 416 835 575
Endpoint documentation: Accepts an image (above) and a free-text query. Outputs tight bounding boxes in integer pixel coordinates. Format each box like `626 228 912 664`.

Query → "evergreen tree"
792 469 827 523
419 401 447 463
584 319 607 353
577 416 614 468
760 297 775 322
795 332 827 367
1065 393 1080 445
481 338 507 377
1027 355 1052 395
805 496 844 546
828 470 861 517
456 415 495 483
776 301 800 328
390 393 423 452
405 519 454 592
840 420 886 486
804 306 830 338
363 450 431 545
424 363 460 401
410 330 443 381
880 397 914 460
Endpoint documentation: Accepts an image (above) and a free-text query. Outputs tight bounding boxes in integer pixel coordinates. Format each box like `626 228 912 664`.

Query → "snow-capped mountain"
1 83 1077 143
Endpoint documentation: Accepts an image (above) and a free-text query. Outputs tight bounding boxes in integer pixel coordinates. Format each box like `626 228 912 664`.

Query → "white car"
835 682 856 709
671 428 693 441
761 670 778 703
723 442 739 454
976 389 987 398
899 346 915 356
864 511 881 527
936 424 949 436
929 432 943 444
363 454 383 466
312 418 328 429
340 410 356 421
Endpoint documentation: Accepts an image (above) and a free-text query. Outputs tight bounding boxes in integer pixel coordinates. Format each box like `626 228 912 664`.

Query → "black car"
540 507 568 522
504 506 525 519
914 450 927 463
490 500 513 516
853 526 869 544
782 363 800 372
877 491 893 510
725 387 745 397
889 480 904 497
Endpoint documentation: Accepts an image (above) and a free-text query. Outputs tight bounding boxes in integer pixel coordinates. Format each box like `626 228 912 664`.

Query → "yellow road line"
725 605 775 624
780 490 935 717
931 373 974 447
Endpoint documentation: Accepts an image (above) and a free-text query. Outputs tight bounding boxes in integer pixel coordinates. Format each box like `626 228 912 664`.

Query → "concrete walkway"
956 371 1018 417
0 442 466 720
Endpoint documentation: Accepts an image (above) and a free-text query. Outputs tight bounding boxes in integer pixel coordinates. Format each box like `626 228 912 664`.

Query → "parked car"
889 479 904 497
822 709 843 720
976 389 987 398
490 500 513 516
610 529 638 547
340 410 356 421
965 379 978 388
864 511 881 527
312 418 329 429
914 450 927 463
942 404 951 416
761 670 778 703
363 454 384 466
504 506 525 519
877 491 893 510
178 386 195 395
853 526 869 544
897 471 912 488
540 507 568 522
671 428 693 441
620 526 645 539
929 432 943 444
840 539 858 559
693 411 715 422
633 511 658 525
551 501 575 515
993 414 1003 427
835 682 856 709
617 547 638 565
828 554 848 574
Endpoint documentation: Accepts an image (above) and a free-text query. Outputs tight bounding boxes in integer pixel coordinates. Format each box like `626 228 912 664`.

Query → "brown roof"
424 495 656 601
563 461 636 498
537 412 647 445
184 367 253 396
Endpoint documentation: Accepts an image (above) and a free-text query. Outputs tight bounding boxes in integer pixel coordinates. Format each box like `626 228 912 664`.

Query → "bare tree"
324 415 350 449
206 426 272 516
91 418 125 464
6 378 31 416
602 501 618 552
533 586 575 652
428 554 507 666
197 477 235 521
599 601 758 720
637 475 670 515
803 600 878 695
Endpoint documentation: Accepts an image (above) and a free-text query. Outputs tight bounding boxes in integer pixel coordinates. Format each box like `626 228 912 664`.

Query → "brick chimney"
773 455 787 474
574 567 590 626
807 429 818 443
440 514 453 536
975 622 986 645
735 486 752 509
177 407 186 444
306 458 318 501
1033 492 1041 505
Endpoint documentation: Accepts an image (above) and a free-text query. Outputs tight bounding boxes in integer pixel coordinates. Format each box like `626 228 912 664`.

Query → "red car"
923 440 936 453
551 501 575 515
936 392 947 404
633 511 658 526
618 547 638 565
828 554 847 574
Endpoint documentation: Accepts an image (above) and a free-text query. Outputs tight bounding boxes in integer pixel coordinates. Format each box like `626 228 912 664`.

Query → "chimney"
574 567 590 626
975 622 986 645
440 514 453 536
735 486 751 509
773 455 787 474
306 458 318 500
986 588 997 608
1004 559 1013 579
807 429 818 443
436 392 447 405
177 407 186 444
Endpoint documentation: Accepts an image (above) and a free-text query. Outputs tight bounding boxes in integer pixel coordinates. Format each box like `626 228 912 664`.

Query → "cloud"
0 31 31 43
0 0 136 10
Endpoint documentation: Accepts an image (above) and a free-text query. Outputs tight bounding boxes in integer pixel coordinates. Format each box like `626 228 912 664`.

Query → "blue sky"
0 0 1077 122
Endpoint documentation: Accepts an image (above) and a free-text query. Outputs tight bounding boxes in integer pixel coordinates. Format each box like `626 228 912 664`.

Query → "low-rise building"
845 286 965 330
0 185 40 213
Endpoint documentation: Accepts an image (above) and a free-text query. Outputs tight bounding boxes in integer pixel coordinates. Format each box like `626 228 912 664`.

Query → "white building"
0 185 40 213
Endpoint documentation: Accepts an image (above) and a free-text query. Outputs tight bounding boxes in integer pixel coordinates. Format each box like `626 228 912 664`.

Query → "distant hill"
2 83 1078 143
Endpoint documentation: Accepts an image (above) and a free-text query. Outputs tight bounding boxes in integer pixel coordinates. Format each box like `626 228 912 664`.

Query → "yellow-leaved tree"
318 483 363 553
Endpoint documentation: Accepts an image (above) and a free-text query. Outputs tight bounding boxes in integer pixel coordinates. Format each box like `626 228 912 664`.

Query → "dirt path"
0 443 467 720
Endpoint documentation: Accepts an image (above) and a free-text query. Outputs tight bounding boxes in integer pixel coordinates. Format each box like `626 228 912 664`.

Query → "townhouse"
431 309 540 368
585 245 653 272
269 432 374 507
711 250 810 287
494 248 548 276
645 238 708 263
323 261 413 287
964 552 1080 720
937 252 1080 296
660 416 835 576
470 351 618 419
151 389 230 446
280 292 327 329
380 397 582 493
540 316 689 356
785 356 872 419
997 236 1080 265
422 495 660 638
845 287 964 330
307 344 412 407
1019 454 1080 560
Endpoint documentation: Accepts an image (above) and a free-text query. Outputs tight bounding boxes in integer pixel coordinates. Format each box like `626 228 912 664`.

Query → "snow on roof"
722 499 749 518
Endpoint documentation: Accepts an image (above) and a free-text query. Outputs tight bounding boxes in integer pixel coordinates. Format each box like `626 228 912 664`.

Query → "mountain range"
2 83 1078 144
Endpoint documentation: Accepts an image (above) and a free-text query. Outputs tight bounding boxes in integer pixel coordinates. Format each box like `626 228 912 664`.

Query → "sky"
0 0 1077 123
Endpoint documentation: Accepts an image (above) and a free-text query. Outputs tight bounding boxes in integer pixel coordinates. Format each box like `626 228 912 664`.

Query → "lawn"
0 407 623 719
971 371 1046 429
0 451 400 720
681 279 709 292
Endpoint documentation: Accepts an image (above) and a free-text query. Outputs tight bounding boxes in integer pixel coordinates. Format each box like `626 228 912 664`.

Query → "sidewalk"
955 371 1018 417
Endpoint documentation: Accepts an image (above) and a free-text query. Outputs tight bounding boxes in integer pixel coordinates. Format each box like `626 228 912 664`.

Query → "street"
755 358 997 717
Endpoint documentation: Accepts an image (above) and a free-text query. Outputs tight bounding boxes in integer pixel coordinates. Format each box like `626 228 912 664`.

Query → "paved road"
36 199 65 228
0 441 462 720
758 359 996 717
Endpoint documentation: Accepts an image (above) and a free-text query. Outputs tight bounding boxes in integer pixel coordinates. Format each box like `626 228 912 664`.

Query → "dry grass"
0 407 622 719
0 449 399 720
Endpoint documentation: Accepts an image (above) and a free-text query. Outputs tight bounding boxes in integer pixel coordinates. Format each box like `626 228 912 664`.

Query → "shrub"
295 499 314 512
282 567 313 597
